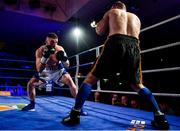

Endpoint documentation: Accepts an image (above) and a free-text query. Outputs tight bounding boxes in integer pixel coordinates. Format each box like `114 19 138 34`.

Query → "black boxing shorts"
91 34 142 84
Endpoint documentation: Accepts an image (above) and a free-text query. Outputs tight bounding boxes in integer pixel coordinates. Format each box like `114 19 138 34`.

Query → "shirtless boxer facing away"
62 1 169 129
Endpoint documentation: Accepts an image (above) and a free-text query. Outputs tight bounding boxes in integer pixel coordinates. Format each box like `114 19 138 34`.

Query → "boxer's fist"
56 50 68 62
40 45 55 65
42 45 55 58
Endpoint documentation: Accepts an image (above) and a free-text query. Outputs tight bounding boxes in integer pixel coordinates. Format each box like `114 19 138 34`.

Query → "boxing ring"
0 96 179 130
0 15 180 130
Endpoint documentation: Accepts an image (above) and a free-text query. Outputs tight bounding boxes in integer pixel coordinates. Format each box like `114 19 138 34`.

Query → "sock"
138 87 160 113
74 83 92 110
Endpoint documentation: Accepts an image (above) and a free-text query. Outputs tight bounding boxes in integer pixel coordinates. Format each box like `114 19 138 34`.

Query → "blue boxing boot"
62 83 91 125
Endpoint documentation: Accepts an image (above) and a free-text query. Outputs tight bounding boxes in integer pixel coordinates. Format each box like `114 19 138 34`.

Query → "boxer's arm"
56 47 70 68
62 59 70 68
35 48 45 72
40 45 55 64
96 12 109 35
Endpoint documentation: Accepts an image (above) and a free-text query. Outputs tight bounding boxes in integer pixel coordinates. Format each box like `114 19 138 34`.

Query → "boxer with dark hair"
62 1 169 129
47 32 58 39
21 32 87 115
112 1 126 10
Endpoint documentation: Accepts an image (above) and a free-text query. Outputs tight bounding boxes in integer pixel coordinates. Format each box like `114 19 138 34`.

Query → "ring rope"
72 76 86 79
0 58 35 63
142 67 180 73
0 67 34 72
141 14 180 32
141 41 180 54
0 85 27 88
70 40 180 95
69 41 180 74
71 66 180 79
0 85 69 91
0 76 30 80
69 62 93 69
91 90 180 97
69 40 180 61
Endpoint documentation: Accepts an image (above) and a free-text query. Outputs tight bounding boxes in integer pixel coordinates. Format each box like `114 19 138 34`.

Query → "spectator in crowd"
119 95 129 107
111 94 119 105
130 99 140 109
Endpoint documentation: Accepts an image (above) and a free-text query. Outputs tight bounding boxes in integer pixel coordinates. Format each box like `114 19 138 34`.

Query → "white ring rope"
91 90 180 97
72 66 180 79
141 41 180 54
69 41 180 74
69 62 94 69
141 14 180 32
69 40 180 59
142 67 180 73
69 40 180 74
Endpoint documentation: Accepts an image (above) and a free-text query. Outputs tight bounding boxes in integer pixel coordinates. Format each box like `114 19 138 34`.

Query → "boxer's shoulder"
37 45 45 51
35 46 44 56
55 45 64 51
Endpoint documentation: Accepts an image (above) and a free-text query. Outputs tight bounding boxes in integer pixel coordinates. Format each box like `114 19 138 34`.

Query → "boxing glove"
56 50 68 62
40 45 55 65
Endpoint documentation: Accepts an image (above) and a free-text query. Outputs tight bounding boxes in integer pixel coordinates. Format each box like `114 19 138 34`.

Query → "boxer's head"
45 32 58 47
111 1 126 11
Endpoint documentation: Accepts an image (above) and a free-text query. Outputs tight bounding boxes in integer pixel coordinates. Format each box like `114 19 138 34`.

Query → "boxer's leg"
62 73 98 125
22 77 39 111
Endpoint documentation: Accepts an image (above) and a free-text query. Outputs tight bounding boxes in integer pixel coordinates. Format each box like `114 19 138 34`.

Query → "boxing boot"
151 113 169 130
21 101 35 111
62 108 80 125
